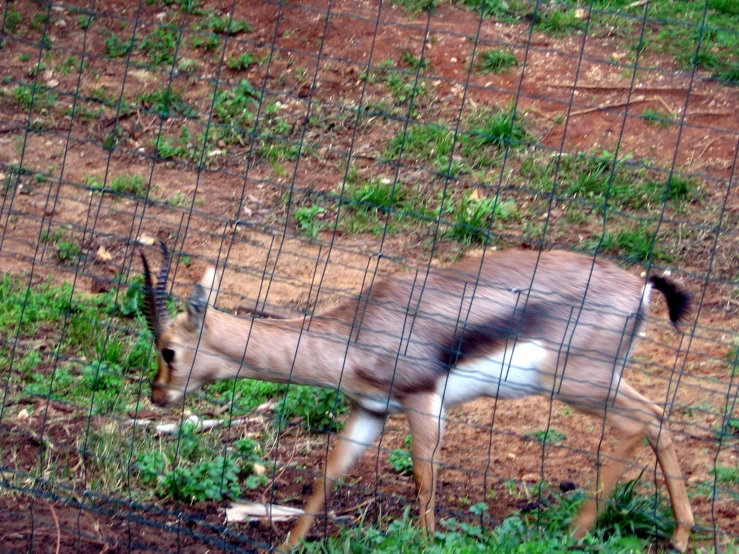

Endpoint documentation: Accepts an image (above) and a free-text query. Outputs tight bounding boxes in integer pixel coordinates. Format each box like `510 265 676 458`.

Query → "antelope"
140 243 694 551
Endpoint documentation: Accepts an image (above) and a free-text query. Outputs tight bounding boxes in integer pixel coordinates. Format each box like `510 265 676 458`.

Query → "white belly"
437 341 546 407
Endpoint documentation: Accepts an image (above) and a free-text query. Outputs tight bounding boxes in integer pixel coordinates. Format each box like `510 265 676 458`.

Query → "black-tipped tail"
649 275 691 327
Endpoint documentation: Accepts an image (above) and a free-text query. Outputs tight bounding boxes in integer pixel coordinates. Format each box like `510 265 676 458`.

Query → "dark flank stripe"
438 303 545 368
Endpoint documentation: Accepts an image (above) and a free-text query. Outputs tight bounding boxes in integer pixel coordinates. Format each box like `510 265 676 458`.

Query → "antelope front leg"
286 408 384 548
403 393 445 534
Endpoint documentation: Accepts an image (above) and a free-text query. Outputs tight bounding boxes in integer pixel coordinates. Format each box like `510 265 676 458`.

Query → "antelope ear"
187 267 219 329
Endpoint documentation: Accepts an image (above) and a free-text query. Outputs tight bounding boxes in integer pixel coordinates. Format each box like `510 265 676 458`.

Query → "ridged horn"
140 241 171 341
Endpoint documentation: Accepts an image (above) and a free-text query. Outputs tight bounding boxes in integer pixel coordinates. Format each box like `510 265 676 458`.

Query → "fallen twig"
652 95 676 116
45 501 61 554
568 95 650 117
334 497 375 516
686 110 734 117
539 83 694 93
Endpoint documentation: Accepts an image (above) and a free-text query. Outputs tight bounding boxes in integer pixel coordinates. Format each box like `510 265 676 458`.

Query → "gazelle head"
140 243 222 408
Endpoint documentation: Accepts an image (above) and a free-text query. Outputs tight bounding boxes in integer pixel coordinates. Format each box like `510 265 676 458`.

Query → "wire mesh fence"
0 0 737 551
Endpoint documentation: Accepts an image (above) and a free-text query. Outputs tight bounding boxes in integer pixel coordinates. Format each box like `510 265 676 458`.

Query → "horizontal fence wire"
1 0 738 552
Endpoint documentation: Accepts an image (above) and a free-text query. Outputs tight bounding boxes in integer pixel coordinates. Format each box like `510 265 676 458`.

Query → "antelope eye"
161 348 175 364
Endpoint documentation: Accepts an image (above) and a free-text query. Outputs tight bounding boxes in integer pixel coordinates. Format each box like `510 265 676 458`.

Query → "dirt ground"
1 0 738 552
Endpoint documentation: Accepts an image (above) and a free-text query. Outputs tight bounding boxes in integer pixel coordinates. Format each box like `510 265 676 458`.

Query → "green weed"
534 9 584 36
212 79 260 143
402 49 430 70
295 204 326 238
463 105 529 150
524 428 567 444
390 0 439 13
140 87 196 119
13 83 57 111
198 12 251 35
177 58 198 73
104 33 135 58
226 52 254 71
711 464 739 485
109 174 148 196
710 0 739 15
275 385 349 433
639 108 675 127
386 123 454 171
141 25 178 66
4 9 22 34
444 193 517 245
57 240 81 263
77 14 93 30
388 435 414 475
477 48 518 74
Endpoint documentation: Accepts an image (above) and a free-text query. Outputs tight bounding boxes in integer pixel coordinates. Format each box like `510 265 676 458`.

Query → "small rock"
96 246 112 262
18 408 31 420
47 79 59 88
521 473 541 483
507 452 516 460
450 57 458 63
252 463 266 476
138 234 155 246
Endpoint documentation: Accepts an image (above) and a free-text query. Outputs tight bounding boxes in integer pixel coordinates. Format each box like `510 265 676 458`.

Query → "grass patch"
639 108 675 127
197 12 251 35
226 52 254 71
212 79 260 144
13 83 57 111
140 87 196 119
385 106 528 174
4 9 22 34
477 48 518 74
522 151 697 212
298 475 674 553
589 221 671 265
524 428 567 444
295 204 326 238
141 24 179 66
443 192 517 245
388 435 414 475
104 33 135 58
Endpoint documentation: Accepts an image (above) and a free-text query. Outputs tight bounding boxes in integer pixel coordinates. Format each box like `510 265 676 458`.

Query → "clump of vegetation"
275 385 349 433
589 221 671 265
226 52 254 71
295 204 326 238
524 428 567 444
299 475 674 553
3 9 22 34
104 33 135 58
463 105 529 151
477 48 519 74
140 87 196 119
533 9 585 36
388 435 414 475
198 12 251 35
136 436 266 502
639 108 675 127
141 24 179 66
212 79 260 143
443 192 517 245
13 83 57 111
